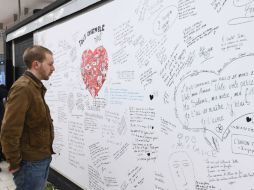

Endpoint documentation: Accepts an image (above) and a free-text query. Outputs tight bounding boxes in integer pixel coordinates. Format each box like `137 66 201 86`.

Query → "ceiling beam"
18 0 21 21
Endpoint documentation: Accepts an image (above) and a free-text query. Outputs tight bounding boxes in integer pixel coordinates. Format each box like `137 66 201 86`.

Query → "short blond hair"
23 45 53 69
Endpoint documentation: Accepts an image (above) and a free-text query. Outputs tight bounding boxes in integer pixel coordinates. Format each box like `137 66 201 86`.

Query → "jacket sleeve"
0 84 30 170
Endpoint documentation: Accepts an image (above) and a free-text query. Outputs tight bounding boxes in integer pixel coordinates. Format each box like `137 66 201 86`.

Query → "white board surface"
34 0 254 189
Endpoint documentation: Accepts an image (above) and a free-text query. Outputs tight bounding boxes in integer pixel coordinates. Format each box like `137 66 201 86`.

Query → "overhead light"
38 17 44 23
13 27 27 37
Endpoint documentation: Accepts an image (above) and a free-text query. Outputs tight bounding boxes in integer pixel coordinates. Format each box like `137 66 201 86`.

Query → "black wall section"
14 33 33 80
5 42 13 90
48 168 83 190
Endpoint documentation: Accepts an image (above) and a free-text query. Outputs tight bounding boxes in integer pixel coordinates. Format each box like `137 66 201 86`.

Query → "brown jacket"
0 71 54 169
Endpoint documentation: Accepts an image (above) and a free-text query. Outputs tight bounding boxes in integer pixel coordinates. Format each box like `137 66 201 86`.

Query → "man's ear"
31 60 39 69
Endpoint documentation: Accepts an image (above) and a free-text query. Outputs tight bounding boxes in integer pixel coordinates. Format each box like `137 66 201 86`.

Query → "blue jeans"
13 156 52 190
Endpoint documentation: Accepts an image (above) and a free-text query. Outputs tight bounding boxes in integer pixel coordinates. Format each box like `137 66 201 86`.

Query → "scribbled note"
154 172 167 190
68 120 86 169
112 20 134 65
140 68 157 89
89 142 110 171
178 0 197 19
210 0 228 13
228 0 254 25
88 165 105 190
153 6 178 35
206 159 254 182
183 21 219 47
175 55 254 141
159 44 195 87
221 33 247 51
129 106 158 161
231 134 254 156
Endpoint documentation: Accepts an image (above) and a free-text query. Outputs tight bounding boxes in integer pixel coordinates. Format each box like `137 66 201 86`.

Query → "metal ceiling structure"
0 0 57 29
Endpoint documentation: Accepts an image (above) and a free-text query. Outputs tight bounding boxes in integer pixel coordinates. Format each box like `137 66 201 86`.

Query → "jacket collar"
23 71 47 93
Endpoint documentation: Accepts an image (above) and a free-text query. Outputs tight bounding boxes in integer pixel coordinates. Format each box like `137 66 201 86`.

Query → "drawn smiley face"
169 151 196 190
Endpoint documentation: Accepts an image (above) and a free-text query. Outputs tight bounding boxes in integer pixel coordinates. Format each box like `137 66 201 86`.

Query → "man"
0 45 55 190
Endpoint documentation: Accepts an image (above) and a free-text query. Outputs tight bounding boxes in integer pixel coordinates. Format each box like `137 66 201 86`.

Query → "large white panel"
35 0 254 189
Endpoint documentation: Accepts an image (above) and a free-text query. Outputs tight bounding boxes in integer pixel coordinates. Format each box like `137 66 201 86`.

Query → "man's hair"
23 45 53 69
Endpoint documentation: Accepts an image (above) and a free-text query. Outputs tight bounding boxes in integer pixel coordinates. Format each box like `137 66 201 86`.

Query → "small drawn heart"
246 116 252 122
149 94 154 100
80 46 108 97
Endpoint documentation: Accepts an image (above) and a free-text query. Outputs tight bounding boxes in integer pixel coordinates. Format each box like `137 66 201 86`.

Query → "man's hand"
9 167 20 174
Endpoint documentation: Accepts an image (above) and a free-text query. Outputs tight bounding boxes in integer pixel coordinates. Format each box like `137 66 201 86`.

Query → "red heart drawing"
81 46 108 97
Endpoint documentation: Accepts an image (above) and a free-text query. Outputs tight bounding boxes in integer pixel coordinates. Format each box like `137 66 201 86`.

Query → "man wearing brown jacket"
0 45 55 190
